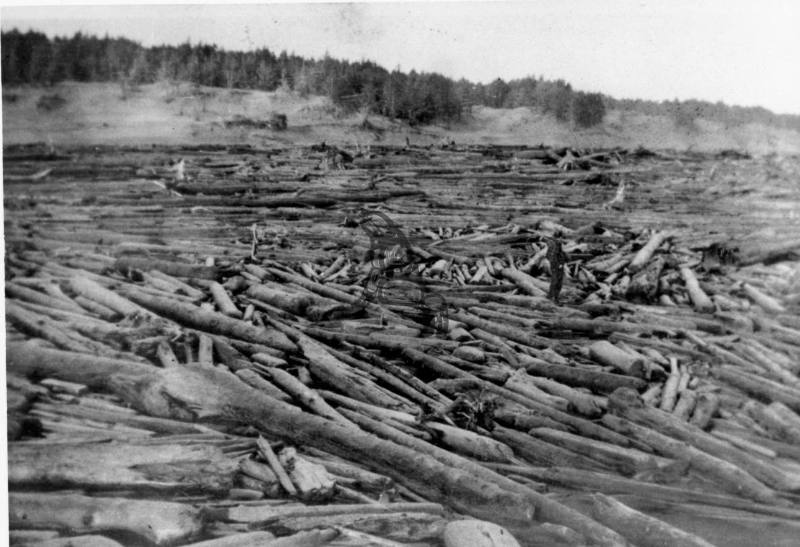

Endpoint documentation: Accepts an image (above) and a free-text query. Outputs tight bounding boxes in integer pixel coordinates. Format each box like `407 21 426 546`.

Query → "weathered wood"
210 281 242 317
672 389 697 421
681 266 716 312
626 255 665 300
326 345 446 410
198 528 338 547
6 301 95 352
629 231 673 272
443 519 521 547
17 534 126 547
275 321 410 409
520 354 647 393
500 267 547 296
530 427 661 475
589 493 716 547
73 295 121 320
424 421 516 462
69 276 150 317
278 446 336 501
261 367 353 426
9 492 203 545
147 269 208 299
115 256 219 279
215 501 442 524
493 425 607 471
608 387 800 492
6 282 88 313
601 413 780 504
742 282 785 313
589 341 646 377
125 289 297 352
487 463 800 519
450 310 553 349
712 366 800 411
690 391 720 429
427 375 631 446
326 393 425 433
266 266 419 328
278 511 444 542
33 400 209 436
8 531 61 544
768 402 800 433
9 145 800 547
660 357 681 412
256 436 298 497
524 374 606 416
311 404 628 545
492 408 571 432
239 456 279 485
181 532 277 547
503 369 571 411
246 283 311 315
305 326 457 352
9 437 242 492
234 369 292 402
198 333 215 365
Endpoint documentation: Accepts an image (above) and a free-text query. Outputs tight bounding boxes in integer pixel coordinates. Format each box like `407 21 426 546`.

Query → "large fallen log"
115 256 219 280
9 492 203 545
681 266 715 313
69 276 153 317
588 341 646 377
492 425 607 470
9 437 244 493
589 493 716 547
628 230 673 272
520 353 647 393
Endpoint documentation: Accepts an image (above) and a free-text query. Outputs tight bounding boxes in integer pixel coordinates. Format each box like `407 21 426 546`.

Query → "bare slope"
4 81 800 154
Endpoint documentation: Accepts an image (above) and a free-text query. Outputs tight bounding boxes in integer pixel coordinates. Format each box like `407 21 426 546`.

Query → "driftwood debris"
9 492 203 545
589 493 716 547
5 143 800 546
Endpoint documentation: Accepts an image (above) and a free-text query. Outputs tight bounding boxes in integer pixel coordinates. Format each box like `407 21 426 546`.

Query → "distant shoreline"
4 81 800 155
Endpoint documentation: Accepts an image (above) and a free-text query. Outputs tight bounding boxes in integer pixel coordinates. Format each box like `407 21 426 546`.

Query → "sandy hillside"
3 81 800 154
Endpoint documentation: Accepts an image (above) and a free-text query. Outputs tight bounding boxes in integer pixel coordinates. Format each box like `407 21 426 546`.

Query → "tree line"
3 28 798 131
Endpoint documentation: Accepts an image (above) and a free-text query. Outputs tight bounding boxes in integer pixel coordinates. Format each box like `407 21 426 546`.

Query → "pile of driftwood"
4 143 800 547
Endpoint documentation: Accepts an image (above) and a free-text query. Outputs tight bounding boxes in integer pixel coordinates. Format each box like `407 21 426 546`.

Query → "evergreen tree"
572 92 605 128
486 78 510 108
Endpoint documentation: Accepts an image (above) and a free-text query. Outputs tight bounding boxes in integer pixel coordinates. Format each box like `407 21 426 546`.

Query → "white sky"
2 0 799 114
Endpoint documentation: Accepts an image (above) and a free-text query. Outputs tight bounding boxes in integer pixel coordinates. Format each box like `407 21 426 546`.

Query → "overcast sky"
2 1 799 114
